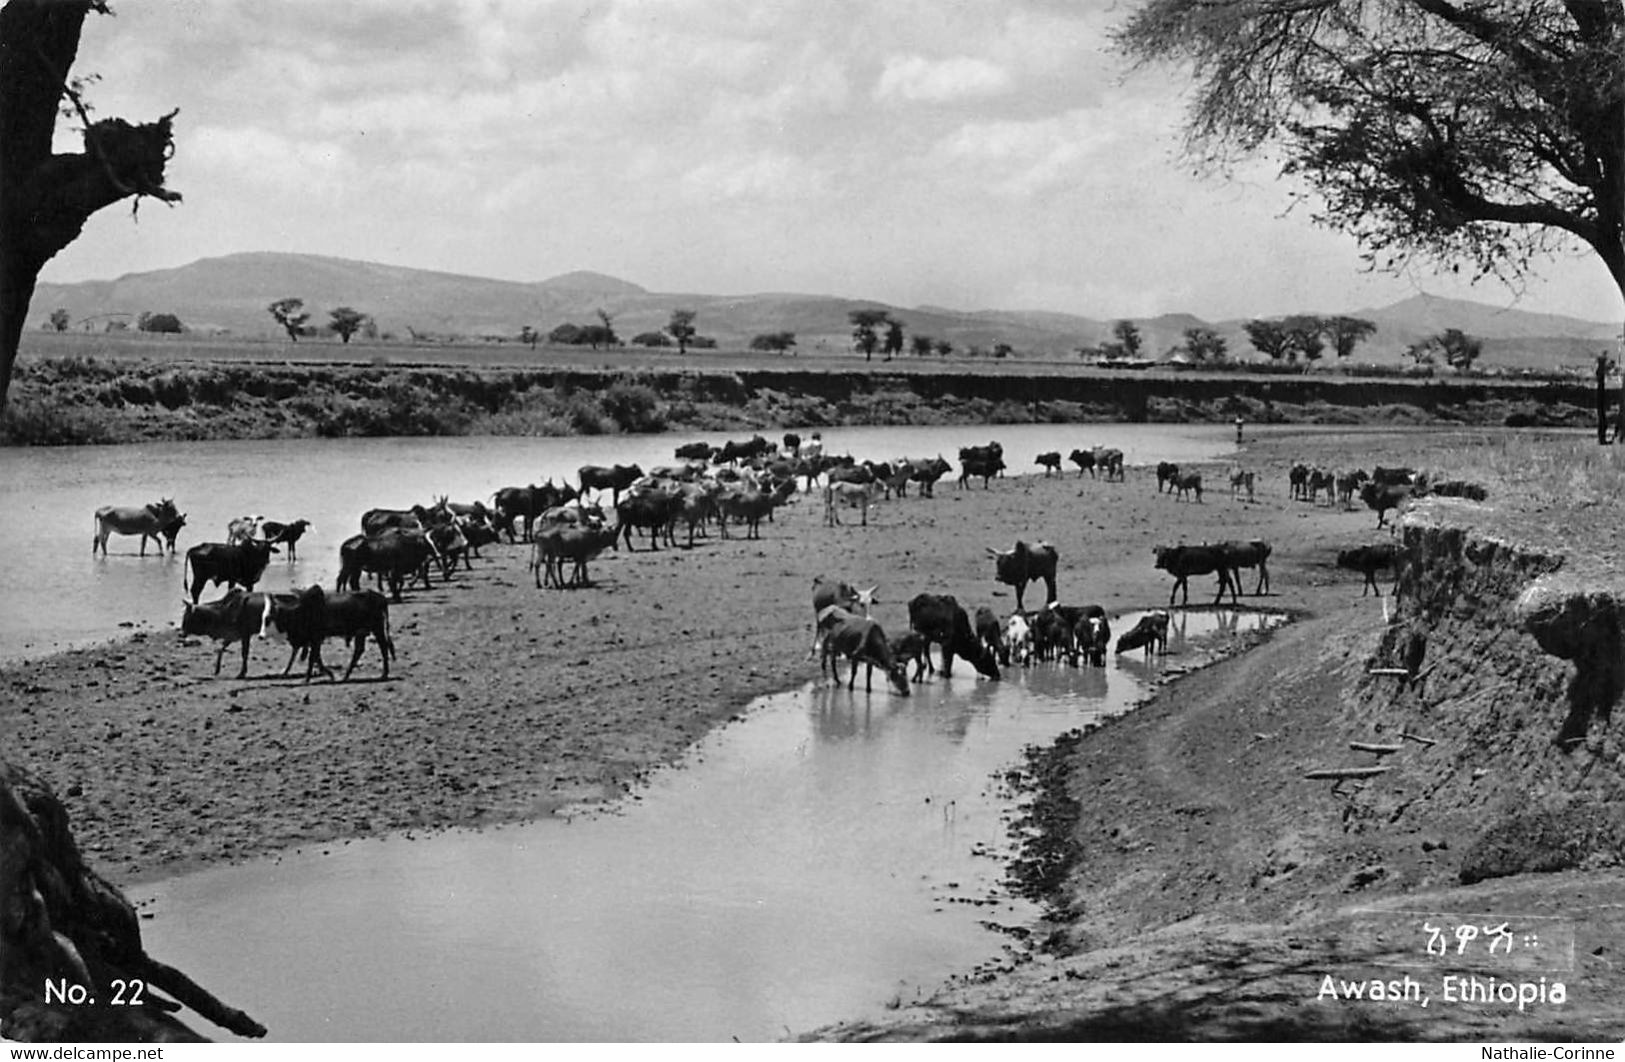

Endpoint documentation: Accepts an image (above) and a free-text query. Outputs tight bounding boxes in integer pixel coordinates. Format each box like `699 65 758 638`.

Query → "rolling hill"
28 252 1619 368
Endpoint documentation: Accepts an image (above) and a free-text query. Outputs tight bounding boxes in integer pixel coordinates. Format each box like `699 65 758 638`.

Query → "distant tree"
934 339 953 357
666 309 697 355
0 0 182 414
992 342 1014 359
519 325 538 349
1435 328 1484 371
579 323 616 350
849 309 892 362
47 308 70 332
911 334 934 356
632 331 672 347
596 309 619 346
1243 319 1293 362
328 306 369 344
137 311 183 334
1113 319 1143 357
268 298 309 342
1281 315 1326 363
883 319 905 360
1181 327 1227 362
1113 0 1625 307
749 331 797 353
1322 316 1378 360
549 322 583 345
1404 340 1438 366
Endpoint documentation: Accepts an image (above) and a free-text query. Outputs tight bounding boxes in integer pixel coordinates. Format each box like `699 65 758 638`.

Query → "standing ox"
1337 543 1401 596
824 480 882 526
816 605 911 696
1035 452 1063 477
265 586 395 682
184 540 278 604
93 499 181 556
179 589 273 679
907 593 1001 680
1153 544 1237 607
578 464 644 506
809 577 877 659
1217 540 1272 596
336 529 438 602
1068 449 1097 478
988 539 1059 612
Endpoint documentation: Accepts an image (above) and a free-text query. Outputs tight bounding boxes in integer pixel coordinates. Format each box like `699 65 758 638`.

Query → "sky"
38 0 1623 324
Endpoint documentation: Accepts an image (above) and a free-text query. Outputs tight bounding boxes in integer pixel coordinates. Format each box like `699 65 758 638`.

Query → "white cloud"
874 55 1011 104
185 125 352 192
680 153 829 205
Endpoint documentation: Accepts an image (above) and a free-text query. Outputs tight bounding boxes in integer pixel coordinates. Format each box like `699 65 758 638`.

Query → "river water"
130 607 1284 1043
0 423 1235 662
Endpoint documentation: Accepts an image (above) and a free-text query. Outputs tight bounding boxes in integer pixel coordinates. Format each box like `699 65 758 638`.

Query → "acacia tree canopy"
1114 0 1625 306
0 0 182 412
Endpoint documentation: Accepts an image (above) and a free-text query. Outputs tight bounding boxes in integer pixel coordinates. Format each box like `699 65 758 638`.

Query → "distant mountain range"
29 251 1620 368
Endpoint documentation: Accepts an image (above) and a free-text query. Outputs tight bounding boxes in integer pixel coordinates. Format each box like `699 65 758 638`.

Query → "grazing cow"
179 589 273 679
888 630 933 682
337 529 438 601
674 441 716 461
533 523 622 589
1359 481 1411 529
1217 539 1272 596
1156 462 1180 493
974 605 1007 667
1071 604 1111 667
184 540 278 604
93 498 180 556
988 539 1059 612
1115 611 1170 658
824 480 882 526
810 577 878 660
226 514 264 545
1035 452 1063 477
817 606 911 696
1153 544 1237 607
1068 448 1097 478
1172 471 1204 503
578 463 645 506
907 593 1001 679
258 518 312 560
1229 469 1256 501
265 586 395 682
1338 543 1401 596
1095 448 1125 482
907 456 953 497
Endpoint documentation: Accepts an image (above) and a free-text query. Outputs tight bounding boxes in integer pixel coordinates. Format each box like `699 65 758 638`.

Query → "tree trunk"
0 0 180 414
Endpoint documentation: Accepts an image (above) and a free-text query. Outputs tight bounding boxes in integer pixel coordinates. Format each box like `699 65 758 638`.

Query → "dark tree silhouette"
1322 315 1378 359
328 306 368 344
268 297 309 341
0 0 181 412
667 309 697 355
849 309 892 361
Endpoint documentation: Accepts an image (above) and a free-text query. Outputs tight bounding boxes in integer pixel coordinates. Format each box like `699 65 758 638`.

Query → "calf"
1071 604 1111 667
907 593 1001 679
888 630 934 683
817 606 910 696
974 605 1007 667
1115 611 1170 658
1035 451 1062 477
1068 448 1096 478
179 589 273 679
1337 543 1401 596
1003 612 1033 666
258 518 312 560
226 514 264 545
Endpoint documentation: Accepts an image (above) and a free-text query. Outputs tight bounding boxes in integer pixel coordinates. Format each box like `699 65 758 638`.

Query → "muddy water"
131 608 1285 1043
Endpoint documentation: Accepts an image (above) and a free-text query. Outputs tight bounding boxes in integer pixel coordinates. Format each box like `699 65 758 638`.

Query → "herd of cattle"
91 431 1472 689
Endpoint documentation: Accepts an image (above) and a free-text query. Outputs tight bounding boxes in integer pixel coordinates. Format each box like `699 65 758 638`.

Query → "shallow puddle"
133 608 1287 1042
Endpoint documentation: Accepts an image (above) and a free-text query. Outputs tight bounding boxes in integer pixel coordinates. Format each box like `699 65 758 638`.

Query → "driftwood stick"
1349 742 1403 756
1367 667 1412 676
1400 730 1438 746
1303 766 1391 781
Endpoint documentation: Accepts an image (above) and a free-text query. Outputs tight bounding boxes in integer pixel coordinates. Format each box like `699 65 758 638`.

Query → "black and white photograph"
2 0 1622 1046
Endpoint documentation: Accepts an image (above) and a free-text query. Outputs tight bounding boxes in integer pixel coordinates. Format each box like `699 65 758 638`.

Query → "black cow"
1068 448 1096 478
336 529 437 601
493 481 578 542
184 540 278 604
265 586 395 682
1070 604 1111 667
674 441 717 461
1153 544 1237 607
1372 466 1416 487
907 593 1000 679
1171 471 1203 503
617 489 680 551
888 630 933 682
159 513 188 553
1156 461 1180 493
988 539 1059 612
957 446 1004 489
179 589 272 678
1115 611 1170 657
974 605 1007 667
1217 539 1272 596
714 436 773 465
360 505 429 536
1338 543 1401 596
1360 481 1411 528
1029 606 1075 664
818 608 910 696
1035 451 1062 477
258 518 312 560
578 463 644 506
